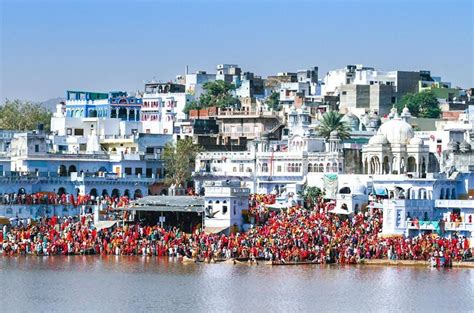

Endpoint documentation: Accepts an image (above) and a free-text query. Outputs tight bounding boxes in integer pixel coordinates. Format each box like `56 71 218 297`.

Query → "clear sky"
1 0 473 101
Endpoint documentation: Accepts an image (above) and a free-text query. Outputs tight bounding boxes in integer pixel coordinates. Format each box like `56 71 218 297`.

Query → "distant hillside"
41 97 64 111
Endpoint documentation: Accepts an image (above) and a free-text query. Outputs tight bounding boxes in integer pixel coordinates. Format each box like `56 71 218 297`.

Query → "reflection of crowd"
2 197 471 264
0 192 131 208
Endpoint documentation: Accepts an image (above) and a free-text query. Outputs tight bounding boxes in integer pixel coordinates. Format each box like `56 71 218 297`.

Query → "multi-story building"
141 82 192 134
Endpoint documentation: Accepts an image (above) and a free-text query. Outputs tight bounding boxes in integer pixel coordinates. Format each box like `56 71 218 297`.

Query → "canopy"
0 216 10 224
94 221 117 231
374 188 387 196
329 208 351 215
204 226 229 234
267 203 289 210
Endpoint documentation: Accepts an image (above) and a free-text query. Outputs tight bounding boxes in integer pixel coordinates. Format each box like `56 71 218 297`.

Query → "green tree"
185 80 240 114
298 184 323 207
316 111 351 140
183 100 200 114
162 138 202 186
395 91 441 118
266 92 281 111
0 99 52 131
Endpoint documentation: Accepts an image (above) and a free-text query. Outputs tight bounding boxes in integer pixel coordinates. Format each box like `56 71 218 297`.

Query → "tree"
162 138 202 187
298 184 322 207
266 92 281 111
185 80 240 114
395 91 441 118
0 99 52 131
183 100 200 114
316 111 351 140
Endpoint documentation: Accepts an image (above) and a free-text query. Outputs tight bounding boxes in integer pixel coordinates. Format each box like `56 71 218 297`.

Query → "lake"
1 257 473 312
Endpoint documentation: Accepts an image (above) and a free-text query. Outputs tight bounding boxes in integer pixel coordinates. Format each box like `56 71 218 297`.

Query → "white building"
141 82 193 134
204 181 250 233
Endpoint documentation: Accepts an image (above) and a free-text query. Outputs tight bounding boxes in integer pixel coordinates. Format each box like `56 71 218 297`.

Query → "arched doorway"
102 189 109 197
118 108 127 120
68 165 77 175
18 187 26 195
383 156 389 174
124 189 131 198
134 189 143 199
58 165 67 177
407 157 416 172
57 187 66 196
111 189 120 198
90 188 98 197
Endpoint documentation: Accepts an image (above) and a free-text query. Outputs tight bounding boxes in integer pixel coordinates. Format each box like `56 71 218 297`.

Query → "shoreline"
3 254 474 268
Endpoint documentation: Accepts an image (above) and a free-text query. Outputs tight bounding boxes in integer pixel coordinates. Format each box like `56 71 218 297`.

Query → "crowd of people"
0 192 130 208
1 197 471 266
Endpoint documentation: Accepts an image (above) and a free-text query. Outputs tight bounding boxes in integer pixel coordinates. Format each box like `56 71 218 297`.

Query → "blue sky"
1 0 473 101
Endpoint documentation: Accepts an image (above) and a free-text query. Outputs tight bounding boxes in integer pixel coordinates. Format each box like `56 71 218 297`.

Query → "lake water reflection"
1 256 473 312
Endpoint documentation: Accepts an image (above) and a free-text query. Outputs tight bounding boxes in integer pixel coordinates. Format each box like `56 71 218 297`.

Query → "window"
146 168 153 178
67 128 72 135
74 129 84 136
35 145 39 152
135 168 142 175
146 147 154 154
125 167 132 175
261 163 268 172
239 164 244 172
342 91 347 95
277 165 282 172
223 206 228 214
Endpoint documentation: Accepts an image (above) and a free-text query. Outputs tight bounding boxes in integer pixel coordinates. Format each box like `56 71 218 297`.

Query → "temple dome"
368 133 388 145
378 118 414 144
341 112 360 131
409 137 423 145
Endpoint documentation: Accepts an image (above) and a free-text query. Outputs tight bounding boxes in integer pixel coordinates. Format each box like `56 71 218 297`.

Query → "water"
1 257 473 312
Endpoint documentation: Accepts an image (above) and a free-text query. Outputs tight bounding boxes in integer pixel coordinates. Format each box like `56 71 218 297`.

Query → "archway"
57 187 66 196
124 189 131 198
339 187 351 194
90 188 98 197
407 157 416 173
68 165 77 175
111 189 120 198
382 156 390 174
445 188 451 200
451 188 456 199
89 109 97 118
58 165 67 177
134 189 143 199
118 108 127 120
440 188 445 199
102 189 109 197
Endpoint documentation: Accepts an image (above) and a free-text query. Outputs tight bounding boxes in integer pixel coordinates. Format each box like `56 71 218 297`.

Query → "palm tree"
316 111 351 140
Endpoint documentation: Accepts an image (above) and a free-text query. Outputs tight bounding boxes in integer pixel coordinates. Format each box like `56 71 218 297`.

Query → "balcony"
435 200 474 209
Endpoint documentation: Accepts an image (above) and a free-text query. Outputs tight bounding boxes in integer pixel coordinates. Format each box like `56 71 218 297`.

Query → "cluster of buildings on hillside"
1 63 474 240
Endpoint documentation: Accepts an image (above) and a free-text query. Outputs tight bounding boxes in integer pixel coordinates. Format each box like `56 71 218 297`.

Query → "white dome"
368 133 388 145
409 137 423 145
378 118 414 144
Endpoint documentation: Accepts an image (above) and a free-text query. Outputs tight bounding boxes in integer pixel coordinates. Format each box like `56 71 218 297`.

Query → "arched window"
451 188 456 199
261 163 268 172
134 189 143 199
332 163 338 172
308 164 313 172
318 163 324 172
440 188 445 199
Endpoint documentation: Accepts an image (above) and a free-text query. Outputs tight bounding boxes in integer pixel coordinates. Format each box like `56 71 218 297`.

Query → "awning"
94 221 117 231
204 226 229 234
329 208 351 215
374 188 387 196
124 196 205 213
0 216 10 224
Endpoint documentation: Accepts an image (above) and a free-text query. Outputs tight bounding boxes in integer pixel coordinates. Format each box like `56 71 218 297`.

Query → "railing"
435 200 474 209
405 220 474 232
